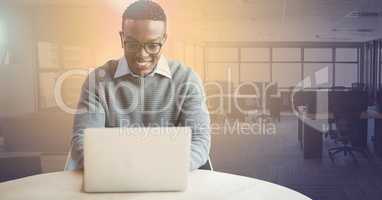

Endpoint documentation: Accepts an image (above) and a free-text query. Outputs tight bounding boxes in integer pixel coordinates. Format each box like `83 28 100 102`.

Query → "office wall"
0 64 36 116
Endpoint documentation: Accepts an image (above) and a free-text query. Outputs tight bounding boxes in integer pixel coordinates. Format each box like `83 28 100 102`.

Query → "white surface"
0 170 312 200
84 127 191 192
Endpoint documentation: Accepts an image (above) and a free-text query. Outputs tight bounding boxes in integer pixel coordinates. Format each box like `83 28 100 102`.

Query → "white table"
0 170 311 200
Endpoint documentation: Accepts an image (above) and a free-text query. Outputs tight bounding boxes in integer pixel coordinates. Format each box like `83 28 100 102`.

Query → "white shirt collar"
114 55 172 79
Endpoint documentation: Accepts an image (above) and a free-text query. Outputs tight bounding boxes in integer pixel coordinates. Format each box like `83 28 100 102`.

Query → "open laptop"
83 127 191 193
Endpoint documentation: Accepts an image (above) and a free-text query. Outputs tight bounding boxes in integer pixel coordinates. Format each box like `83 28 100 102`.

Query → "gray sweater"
66 58 211 171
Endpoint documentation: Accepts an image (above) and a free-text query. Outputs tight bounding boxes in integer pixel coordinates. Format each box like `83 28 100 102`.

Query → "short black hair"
122 0 167 26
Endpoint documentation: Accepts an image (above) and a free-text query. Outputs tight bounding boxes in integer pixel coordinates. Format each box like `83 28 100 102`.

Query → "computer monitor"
293 90 317 114
329 90 368 114
377 89 382 112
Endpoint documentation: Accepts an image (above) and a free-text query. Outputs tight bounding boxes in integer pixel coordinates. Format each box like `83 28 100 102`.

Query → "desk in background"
297 111 380 159
293 88 370 159
374 118 382 157
297 113 324 159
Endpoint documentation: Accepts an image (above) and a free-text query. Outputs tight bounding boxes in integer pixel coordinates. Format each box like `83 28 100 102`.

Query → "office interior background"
0 0 382 199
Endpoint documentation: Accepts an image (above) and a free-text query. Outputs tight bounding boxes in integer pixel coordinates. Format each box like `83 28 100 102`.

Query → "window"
273 63 302 87
273 48 301 62
303 63 333 87
335 48 357 62
204 45 360 89
241 48 270 62
333 48 358 87
335 64 358 87
304 48 332 62
62 46 92 69
185 44 195 67
240 63 270 82
206 63 239 85
37 41 92 110
38 42 60 69
208 48 238 62
194 46 204 80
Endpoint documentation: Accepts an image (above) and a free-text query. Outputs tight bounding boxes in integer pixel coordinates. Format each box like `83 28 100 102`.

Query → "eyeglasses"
123 40 163 55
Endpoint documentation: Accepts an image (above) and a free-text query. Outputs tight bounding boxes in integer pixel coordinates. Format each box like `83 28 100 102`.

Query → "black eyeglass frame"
122 36 166 55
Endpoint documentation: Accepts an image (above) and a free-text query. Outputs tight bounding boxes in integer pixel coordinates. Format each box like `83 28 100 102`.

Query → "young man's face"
120 20 167 76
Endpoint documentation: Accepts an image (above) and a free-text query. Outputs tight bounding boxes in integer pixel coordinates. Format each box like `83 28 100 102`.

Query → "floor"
210 115 382 200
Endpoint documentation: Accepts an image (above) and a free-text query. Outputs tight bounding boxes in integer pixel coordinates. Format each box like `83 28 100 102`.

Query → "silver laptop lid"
83 127 191 192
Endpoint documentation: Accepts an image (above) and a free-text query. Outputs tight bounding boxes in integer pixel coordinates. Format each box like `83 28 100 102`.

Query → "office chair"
229 82 261 123
327 90 369 163
269 96 281 122
327 110 368 163
374 89 382 156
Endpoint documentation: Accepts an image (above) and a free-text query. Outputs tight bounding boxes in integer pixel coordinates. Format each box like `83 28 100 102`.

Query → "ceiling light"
332 28 375 33
345 10 382 18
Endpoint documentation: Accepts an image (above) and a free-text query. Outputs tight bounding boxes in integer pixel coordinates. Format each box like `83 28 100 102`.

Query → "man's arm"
65 72 106 170
177 71 211 171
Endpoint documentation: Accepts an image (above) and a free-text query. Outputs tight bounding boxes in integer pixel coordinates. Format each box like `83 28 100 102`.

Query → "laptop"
83 127 191 192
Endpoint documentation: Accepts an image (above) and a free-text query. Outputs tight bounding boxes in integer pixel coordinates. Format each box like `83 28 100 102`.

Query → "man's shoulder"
167 59 201 83
89 59 119 81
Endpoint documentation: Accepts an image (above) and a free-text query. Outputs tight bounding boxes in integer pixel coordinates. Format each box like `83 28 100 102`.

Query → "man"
65 0 211 171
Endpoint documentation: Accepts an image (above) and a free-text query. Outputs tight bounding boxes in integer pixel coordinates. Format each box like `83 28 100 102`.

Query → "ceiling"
174 0 382 41
2 0 382 42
